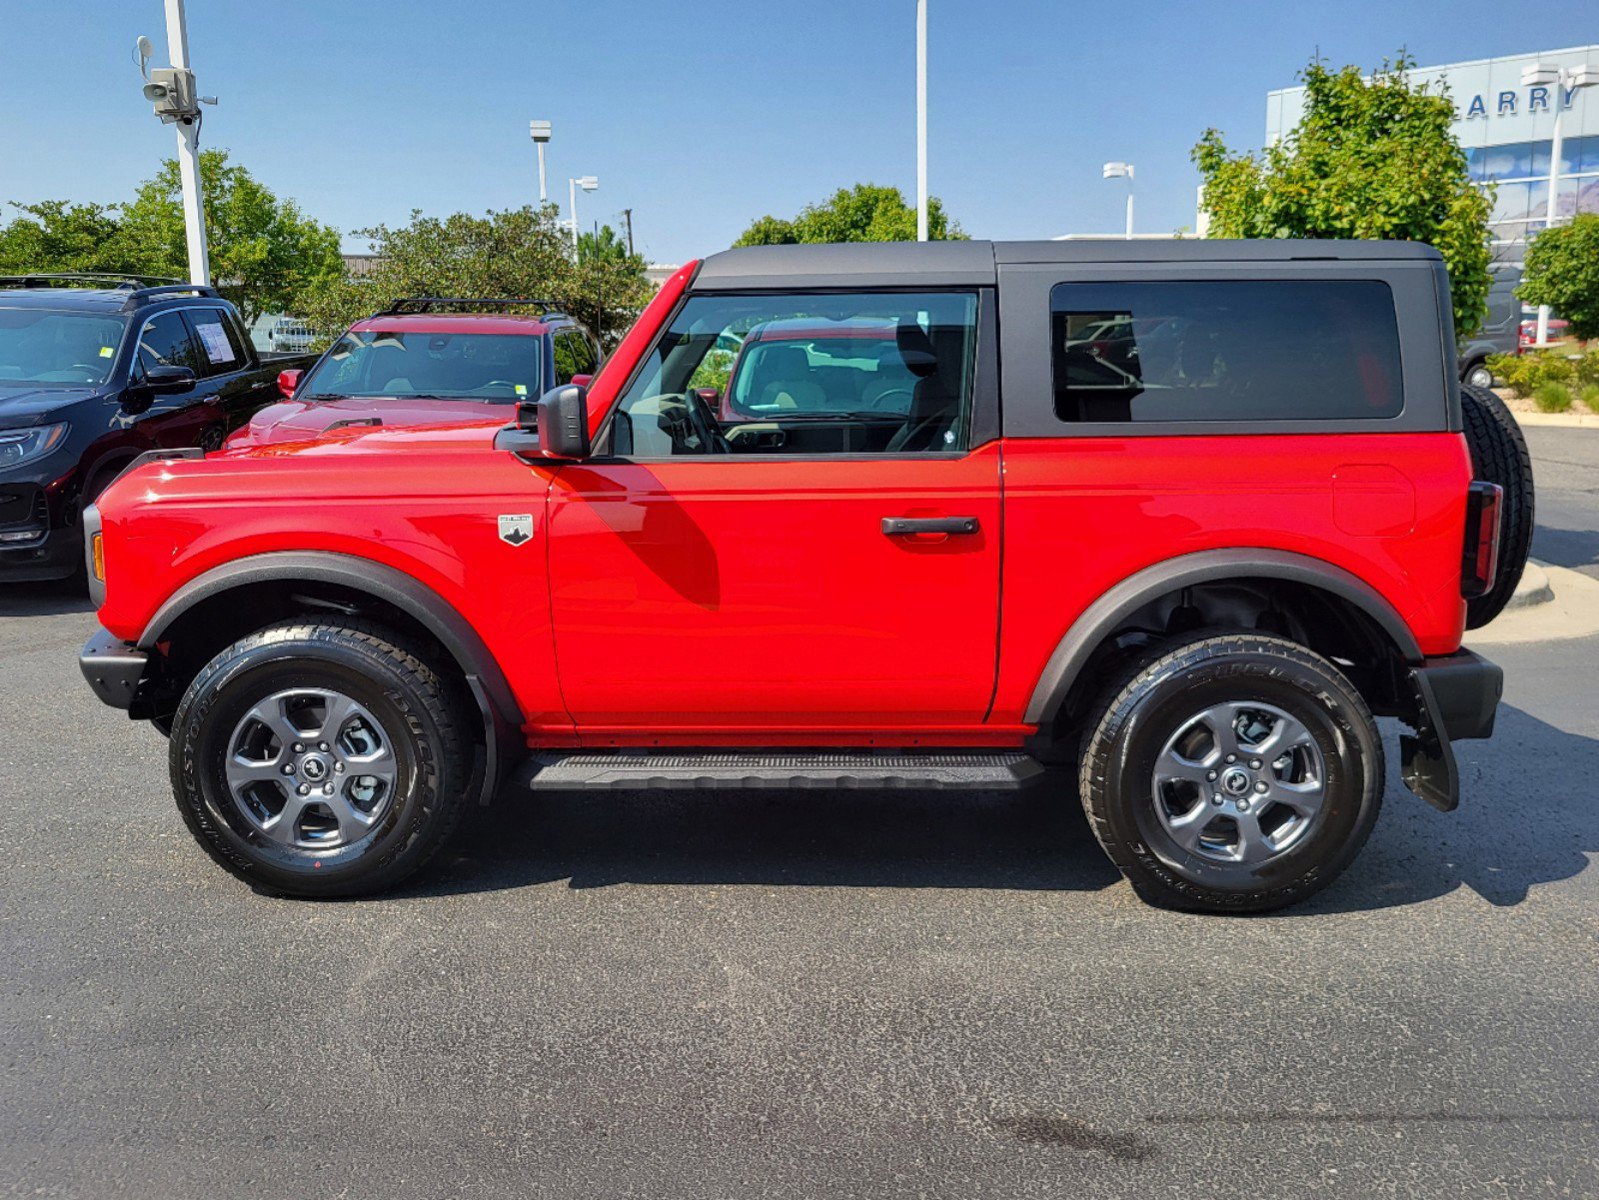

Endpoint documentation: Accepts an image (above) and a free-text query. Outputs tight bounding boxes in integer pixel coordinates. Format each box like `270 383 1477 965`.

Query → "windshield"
0 308 128 387
301 330 541 403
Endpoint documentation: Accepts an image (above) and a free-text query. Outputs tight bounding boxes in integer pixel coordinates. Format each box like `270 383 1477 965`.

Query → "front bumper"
1401 648 1503 812
0 525 83 581
80 626 149 710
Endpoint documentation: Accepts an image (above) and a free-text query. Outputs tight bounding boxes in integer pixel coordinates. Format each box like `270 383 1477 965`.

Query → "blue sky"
1 1 1591 263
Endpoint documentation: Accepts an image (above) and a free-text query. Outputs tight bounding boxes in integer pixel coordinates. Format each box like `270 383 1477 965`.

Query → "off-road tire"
1461 384 1534 629
1078 632 1384 914
169 619 471 898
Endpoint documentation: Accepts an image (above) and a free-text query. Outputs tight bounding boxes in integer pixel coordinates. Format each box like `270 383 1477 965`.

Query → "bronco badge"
497 514 534 546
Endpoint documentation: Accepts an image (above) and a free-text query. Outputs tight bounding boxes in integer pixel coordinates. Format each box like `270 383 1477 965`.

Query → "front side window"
301 331 541 403
136 311 204 377
553 329 599 385
1051 280 1403 424
0 309 127 387
610 291 978 457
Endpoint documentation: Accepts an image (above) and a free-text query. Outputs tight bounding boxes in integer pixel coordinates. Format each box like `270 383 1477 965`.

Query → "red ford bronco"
79 241 1531 913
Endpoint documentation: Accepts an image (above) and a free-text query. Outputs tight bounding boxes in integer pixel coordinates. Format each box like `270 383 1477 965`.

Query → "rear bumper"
80 626 149 710
1400 648 1502 812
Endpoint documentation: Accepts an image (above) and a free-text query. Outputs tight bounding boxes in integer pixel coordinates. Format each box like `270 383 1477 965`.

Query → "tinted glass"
136 311 204 376
1050 280 1403 423
189 308 246 375
553 330 598 384
0 309 127 386
611 291 977 456
302 331 541 402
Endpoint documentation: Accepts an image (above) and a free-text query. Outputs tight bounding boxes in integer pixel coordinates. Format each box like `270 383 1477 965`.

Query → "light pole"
568 176 598 251
1522 61 1597 346
1103 162 1135 239
136 0 216 285
530 119 552 204
916 0 928 241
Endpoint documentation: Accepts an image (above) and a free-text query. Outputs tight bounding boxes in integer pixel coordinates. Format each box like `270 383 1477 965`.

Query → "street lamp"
1103 162 1135 239
529 119 552 204
1521 62 1598 345
568 175 598 251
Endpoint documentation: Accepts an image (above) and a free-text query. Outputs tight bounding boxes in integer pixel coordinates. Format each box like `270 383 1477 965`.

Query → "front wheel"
169 620 471 898
1463 361 1495 390
1078 633 1384 914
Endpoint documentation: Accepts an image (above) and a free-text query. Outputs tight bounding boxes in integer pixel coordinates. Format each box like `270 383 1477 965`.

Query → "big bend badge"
498 514 534 546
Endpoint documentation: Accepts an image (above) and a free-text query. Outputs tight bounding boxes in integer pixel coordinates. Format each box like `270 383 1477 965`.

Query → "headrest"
896 322 939 378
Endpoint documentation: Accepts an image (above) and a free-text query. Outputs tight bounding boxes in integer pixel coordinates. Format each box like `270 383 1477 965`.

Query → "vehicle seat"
754 345 825 411
885 323 959 452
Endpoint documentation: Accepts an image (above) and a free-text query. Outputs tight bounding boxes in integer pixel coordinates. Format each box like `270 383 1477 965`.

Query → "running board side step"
521 751 1047 791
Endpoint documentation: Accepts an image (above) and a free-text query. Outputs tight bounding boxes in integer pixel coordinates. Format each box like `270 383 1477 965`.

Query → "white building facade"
1266 45 1599 263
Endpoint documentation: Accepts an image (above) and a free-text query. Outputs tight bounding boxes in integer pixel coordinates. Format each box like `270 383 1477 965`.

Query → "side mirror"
533 383 590 460
570 373 593 388
277 368 302 399
693 386 721 407
143 364 197 393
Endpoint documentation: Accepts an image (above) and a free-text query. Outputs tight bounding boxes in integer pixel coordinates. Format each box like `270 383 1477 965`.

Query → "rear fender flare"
1023 548 1424 727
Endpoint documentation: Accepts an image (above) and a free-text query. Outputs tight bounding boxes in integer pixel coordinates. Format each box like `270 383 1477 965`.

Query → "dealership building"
1266 44 1599 263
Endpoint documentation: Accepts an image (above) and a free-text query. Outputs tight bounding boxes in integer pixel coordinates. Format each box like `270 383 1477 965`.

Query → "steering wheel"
681 387 731 454
863 387 914 412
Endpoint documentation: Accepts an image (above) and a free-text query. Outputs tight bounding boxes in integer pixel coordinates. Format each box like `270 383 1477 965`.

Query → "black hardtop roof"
0 278 223 313
694 238 1444 290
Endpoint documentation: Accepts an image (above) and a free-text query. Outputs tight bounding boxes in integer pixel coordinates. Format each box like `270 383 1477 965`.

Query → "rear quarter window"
1050 280 1404 423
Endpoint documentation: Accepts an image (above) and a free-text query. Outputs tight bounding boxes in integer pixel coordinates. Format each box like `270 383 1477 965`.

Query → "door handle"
881 516 980 536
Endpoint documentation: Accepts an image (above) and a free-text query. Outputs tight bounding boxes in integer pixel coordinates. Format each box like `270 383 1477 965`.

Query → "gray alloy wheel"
1464 362 1495 390
223 687 398 850
1151 701 1326 865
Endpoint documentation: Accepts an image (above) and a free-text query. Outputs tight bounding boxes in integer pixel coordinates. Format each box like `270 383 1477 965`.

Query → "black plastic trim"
137 551 524 804
1024 548 1425 726
1414 649 1502 742
80 625 149 710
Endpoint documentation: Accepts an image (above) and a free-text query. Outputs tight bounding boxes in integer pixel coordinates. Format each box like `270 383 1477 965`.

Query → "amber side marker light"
91 532 105 582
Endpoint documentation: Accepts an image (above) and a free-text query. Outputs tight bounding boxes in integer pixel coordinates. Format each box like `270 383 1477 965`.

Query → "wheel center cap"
300 755 329 782
1221 766 1252 796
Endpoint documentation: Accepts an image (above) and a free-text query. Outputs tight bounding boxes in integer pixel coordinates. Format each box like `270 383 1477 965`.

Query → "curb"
1505 561 1553 610
1475 563 1599 645
1509 410 1599 428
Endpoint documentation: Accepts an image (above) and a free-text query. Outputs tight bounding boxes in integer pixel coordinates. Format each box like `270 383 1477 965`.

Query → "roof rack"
376 296 566 318
0 271 185 292
119 283 222 311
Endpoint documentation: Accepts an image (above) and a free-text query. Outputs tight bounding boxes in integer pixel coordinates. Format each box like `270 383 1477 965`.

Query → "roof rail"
376 296 565 317
119 283 222 311
0 271 185 292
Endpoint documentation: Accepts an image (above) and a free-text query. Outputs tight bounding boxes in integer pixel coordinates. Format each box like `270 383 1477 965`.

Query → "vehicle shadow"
1531 524 1599 574
0 577 94 618
409 773 1123 898
401 705 1594 911
1300 705 1597 914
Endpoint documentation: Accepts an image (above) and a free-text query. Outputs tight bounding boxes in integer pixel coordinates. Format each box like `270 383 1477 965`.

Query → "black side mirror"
534 384 590 460
143 364 197 393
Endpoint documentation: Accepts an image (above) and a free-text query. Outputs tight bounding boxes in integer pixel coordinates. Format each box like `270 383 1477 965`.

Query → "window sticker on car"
195 321 235 364
99 346 114 358
515 384 528 397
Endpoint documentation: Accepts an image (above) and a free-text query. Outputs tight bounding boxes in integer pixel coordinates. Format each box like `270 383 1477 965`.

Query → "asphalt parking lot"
2 432 1597 1200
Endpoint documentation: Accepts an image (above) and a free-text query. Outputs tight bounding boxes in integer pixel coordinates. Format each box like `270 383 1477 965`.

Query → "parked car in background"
269 317 315 354
0 274 312 581
1519 314 1572 347
227 298 600 448
82 241 1531 914
1457 266 1522 390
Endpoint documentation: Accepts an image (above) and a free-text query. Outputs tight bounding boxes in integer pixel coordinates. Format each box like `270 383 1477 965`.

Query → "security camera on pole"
136 0 216 285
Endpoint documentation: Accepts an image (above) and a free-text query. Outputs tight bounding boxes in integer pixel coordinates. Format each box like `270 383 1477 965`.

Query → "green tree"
301 204 652 351
733 183 966 246
577 224 631 264
0 200 146 276
1518 212 1599 342
1192 54 1494 337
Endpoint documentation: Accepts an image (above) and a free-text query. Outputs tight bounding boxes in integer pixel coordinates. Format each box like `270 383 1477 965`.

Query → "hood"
0 385 100 426
230 395 518 447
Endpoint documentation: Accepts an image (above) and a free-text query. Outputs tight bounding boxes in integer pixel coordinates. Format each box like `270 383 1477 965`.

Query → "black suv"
0 274 313 581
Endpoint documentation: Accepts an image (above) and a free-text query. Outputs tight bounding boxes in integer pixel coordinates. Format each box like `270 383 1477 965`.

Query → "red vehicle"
226 297 601 447
79 240 1531 913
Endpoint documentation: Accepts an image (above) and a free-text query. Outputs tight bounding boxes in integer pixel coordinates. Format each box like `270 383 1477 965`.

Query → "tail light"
1461 481 1503 599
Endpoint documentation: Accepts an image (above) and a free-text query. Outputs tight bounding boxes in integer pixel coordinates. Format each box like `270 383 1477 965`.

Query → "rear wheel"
169 619 471 897
1078 632 1383 914
1460 384 1534 628
1463 360 1495 390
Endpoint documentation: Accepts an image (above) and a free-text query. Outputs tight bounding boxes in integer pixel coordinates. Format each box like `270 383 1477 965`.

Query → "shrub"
1533 382 1573 413
1580 383 1599 414
1492 350 1578 397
